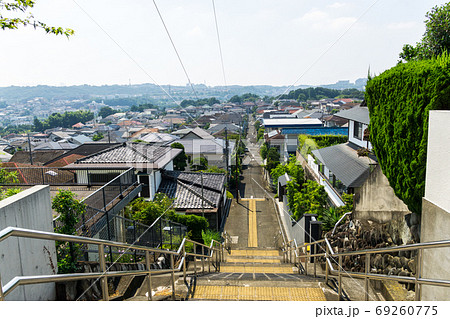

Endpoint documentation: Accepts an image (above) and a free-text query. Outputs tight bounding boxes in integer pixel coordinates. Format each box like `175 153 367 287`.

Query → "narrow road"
224 119 281 250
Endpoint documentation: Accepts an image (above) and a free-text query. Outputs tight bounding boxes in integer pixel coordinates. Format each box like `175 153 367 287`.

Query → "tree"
92 132 104 141
33 116 43 132
290 180 327 220
0 1 74 37
171 142 188 171
265 147 280 172
399 3 450 62
52 190 86 273
98 106 116 118
191 157 208 171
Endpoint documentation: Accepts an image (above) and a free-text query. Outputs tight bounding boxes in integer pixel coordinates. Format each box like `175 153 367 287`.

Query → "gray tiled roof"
71 142 181 169
334 106 370 124
312 142 377 188
158 171 226 210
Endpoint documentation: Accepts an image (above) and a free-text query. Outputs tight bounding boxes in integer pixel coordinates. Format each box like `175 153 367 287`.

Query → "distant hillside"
0 79 366 104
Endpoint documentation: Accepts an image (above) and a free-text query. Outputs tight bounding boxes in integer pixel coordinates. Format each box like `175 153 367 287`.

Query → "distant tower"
129 78 131 86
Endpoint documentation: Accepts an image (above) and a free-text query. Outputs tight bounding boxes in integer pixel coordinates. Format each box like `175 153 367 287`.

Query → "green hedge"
365 53 450 215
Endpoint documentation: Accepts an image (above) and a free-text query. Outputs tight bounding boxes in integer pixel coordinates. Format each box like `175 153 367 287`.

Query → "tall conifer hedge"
365 54 450 215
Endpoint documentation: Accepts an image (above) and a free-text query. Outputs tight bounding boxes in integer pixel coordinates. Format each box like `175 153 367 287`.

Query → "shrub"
365 53 450 215
52 190 86 274
201 229 221 246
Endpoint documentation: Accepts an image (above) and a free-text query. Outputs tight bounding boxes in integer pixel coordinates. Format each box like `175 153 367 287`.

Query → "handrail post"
325 245 329 284
145 250 153 301
415 249 423 301
313 243 317 278
365 253 370 301
0 273 5 301
305 244 309 276
99 244 109 301
208 247 211 273
194 243 197 277
201 246 205 274
183 244 187 281
170 254 175 300
338 255 343 301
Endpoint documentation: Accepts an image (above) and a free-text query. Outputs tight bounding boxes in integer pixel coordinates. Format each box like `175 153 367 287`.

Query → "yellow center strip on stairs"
193 286 326 301
241 197 265 248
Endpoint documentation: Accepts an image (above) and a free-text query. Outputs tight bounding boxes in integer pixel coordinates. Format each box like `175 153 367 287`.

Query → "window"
353 121 363 140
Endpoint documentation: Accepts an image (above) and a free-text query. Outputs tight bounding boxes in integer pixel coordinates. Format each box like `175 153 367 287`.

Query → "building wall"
348 120 372 149
0 185 57 300
421 110 450 301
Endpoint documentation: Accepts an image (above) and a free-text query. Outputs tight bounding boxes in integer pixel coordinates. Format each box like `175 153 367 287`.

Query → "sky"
0 0 448 88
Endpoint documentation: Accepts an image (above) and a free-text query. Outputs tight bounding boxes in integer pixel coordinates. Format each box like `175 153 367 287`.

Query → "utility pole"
236 132 240 203
224 127 229 182
201 172 205 218
27 133 33 165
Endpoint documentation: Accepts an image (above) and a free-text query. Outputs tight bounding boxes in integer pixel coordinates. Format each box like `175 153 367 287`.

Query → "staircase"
189 248 328 301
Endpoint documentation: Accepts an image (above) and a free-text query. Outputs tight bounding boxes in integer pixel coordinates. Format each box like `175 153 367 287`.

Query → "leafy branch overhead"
0 0 74 37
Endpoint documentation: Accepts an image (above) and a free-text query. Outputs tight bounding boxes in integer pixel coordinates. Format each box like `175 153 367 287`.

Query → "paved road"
224 120 281 250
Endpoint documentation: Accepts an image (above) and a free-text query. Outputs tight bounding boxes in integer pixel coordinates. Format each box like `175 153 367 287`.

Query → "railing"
81 168 136 211
280 235 450 301
0 226 225 301
0 167 128 186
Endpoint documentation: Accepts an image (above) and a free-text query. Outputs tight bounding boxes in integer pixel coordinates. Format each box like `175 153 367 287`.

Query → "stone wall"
325 218 417 295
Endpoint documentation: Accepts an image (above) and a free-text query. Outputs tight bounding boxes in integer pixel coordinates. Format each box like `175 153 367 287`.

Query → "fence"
0 167 128 186
77 208 187 263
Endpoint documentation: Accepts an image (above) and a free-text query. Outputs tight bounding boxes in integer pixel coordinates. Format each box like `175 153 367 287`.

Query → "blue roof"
282 127 348 136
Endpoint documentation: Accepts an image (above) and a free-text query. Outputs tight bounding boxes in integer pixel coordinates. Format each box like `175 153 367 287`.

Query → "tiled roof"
69 142 181 169
158 171 226 210
312 142 377 188
10 150 67 165
334 106 370 124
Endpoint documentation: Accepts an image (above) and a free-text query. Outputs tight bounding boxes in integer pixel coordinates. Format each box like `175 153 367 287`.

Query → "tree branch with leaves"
0 0 74 37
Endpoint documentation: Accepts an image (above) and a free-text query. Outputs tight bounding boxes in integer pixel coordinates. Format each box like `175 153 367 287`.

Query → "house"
172 127 214 140
172 138 235 170
208 123 241 136
65 142 182 199
139 132 179 145
306 105 376 206
157 170 227 230
334 105 372 150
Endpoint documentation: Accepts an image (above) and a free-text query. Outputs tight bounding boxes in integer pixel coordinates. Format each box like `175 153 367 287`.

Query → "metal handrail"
276 218 450 301
0 226 225 301
293 234 450 301
81 167 135 203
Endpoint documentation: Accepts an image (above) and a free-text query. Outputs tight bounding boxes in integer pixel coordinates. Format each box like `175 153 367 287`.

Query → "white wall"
424 111 450 212
421 110 450 301
348 120 372 149
0 185 56 300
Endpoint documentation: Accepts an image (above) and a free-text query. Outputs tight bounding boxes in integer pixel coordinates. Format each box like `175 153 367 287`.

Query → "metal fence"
0 167 128 186
76 208 187 263
81 168 136 211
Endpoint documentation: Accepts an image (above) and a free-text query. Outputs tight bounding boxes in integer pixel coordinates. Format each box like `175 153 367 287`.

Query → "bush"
365 53 450 215
167 212 209 242
52 190 86 274
201 229 221 246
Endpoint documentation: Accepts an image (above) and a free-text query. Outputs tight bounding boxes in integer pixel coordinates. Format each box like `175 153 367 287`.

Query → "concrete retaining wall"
0 185 56 300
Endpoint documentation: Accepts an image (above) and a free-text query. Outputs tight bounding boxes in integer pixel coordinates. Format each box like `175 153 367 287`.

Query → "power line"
152 0 200 100
274 0 382 102
212 0 228 91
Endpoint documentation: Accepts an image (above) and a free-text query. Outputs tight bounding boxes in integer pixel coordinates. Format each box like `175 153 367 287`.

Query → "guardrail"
280 234 450 301
0 226 225 301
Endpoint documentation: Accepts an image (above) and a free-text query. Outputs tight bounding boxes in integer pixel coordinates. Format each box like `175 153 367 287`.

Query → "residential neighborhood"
0 0 448 308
